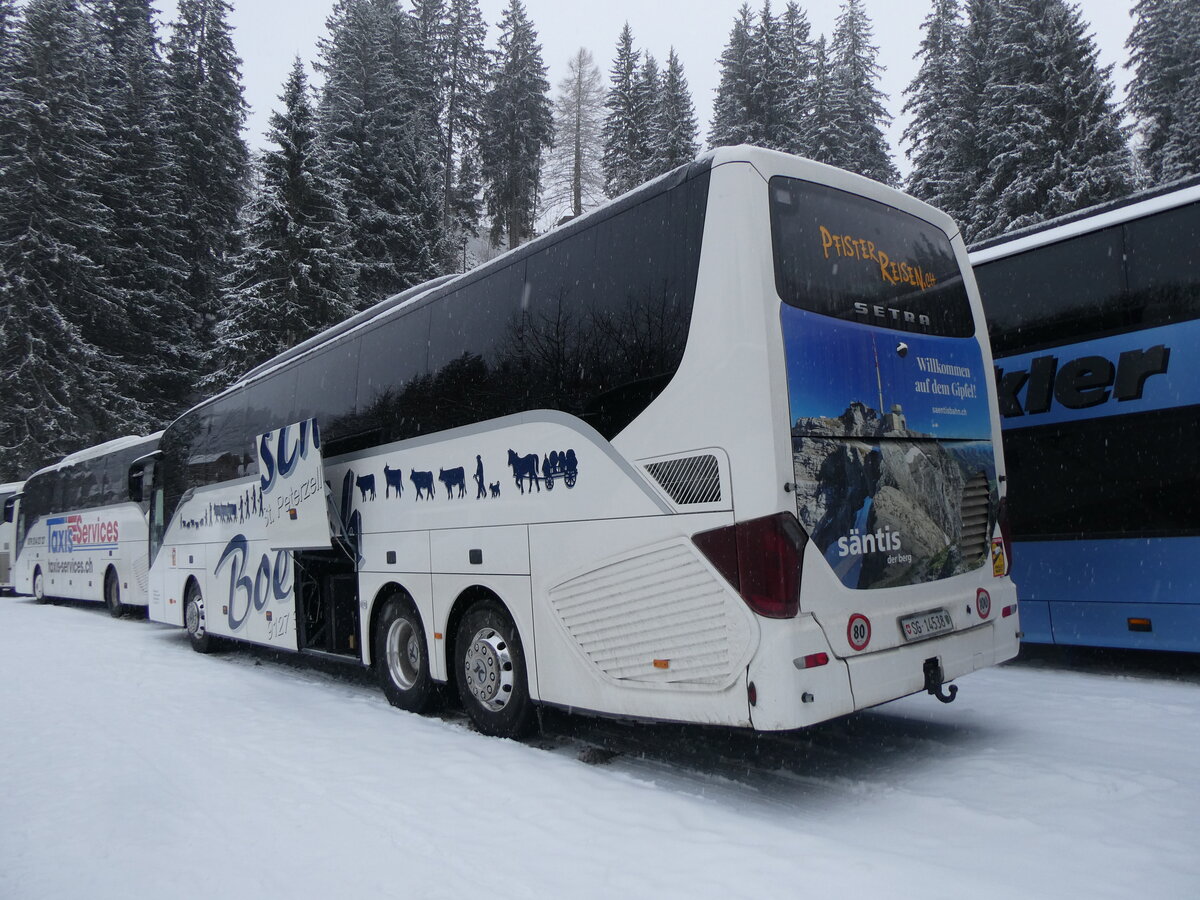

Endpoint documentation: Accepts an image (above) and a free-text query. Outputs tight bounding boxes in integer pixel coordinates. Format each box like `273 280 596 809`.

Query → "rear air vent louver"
644 454 721 505
960 472 991 562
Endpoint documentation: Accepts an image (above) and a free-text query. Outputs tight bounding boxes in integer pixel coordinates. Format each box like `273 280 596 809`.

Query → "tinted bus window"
1003 406 1200 539
978 227 1125 355
770 176 974 337
294 337 361 444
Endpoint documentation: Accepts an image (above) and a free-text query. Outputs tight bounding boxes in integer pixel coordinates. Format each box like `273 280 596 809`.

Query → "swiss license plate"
900 609 954 642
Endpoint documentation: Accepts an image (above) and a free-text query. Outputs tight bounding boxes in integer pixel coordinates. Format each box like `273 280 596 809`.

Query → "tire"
373 595 434 713
33 567 48 605
184 582 213 654
104 568 128 618
454 599 535 739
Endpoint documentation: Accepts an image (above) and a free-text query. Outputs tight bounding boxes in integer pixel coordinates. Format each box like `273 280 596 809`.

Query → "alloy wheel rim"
463 626 514 712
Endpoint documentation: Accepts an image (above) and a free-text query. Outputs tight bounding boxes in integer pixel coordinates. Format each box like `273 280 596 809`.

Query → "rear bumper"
845 616 1020 710
747 607 1020 730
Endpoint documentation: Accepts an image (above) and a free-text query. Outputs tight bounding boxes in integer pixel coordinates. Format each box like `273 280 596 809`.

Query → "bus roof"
0 481 23 496
969 174 1200 264
31 432 163 478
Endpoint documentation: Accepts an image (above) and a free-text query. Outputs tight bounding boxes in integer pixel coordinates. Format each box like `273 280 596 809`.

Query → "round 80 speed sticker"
847 614 871 651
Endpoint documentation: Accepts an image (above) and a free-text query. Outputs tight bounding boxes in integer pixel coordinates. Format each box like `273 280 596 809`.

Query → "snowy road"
2 596 1197 900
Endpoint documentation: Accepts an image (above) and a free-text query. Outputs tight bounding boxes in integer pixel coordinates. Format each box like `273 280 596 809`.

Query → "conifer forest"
1 0 1198 482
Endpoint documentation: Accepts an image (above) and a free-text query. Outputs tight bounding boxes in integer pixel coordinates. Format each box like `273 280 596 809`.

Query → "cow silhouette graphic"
410 469 434 500
383 464 404 499
507 449 540 494
439 466 466 499
355 473 376 501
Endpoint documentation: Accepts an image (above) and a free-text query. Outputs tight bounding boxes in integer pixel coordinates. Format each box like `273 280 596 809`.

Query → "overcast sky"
157 0 1138 176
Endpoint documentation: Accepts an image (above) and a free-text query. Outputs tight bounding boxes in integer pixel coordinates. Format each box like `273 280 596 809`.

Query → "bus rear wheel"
184 582 212 654
454 600 534 739
33 567 48 604
104 568 127 618
374 595 434 714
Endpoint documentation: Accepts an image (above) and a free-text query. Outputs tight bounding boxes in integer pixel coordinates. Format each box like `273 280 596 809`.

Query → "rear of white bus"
691 148 1019 730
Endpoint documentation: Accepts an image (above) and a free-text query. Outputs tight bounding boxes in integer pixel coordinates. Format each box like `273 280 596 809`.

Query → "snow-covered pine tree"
93 0 198 425
901 0 965 216
0 0 135 477
747 0 794 151
649 48 699 176
1126 0 1200 184
709 4 756 148
602 23 650 197
632 52 661 175
829 0 898 186
805 35 848 168
967 0 1133 241
778 1 814 156
480 0 552 248
164 0 250 355
935 0 1002 229
544 48 606 220
318 0 446 300
210 59 358 388
0 0 20 164
1161 65 1200 181
438 0 488 243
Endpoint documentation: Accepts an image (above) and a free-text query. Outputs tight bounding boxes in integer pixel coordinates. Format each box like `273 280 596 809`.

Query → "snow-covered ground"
2 596 1197 900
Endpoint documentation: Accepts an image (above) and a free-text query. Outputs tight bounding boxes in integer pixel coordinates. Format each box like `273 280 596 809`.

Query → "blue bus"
970 177 1200 651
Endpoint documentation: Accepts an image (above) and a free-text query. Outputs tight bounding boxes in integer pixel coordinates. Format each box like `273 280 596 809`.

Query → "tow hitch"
923 657 958 704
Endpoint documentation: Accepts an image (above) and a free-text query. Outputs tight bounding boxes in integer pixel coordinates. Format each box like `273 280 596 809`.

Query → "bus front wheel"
184 583 212 654
32 567 48 604
104 567 127 618
374 595 434 714
454 600 534 739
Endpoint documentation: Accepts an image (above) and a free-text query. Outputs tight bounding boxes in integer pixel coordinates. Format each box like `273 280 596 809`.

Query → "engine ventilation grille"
960 472 991 562
547 543 752 689
644 454 721 505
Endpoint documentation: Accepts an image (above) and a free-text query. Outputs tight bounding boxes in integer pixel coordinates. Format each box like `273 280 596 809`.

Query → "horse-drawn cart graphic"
508 448 578 494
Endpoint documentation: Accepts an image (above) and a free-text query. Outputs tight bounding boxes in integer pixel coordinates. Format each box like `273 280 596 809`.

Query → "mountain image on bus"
144 146 1019 737
12 433 162 616
970 175 1200 651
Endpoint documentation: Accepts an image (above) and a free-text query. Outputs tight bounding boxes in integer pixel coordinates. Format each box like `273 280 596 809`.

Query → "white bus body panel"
15 502 151 606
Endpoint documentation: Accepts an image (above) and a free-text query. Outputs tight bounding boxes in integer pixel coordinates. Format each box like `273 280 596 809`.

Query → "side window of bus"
295 337 361 445
1124 201 1200 326
355 305 431 443
426 262 525 430
243 369 298 476
187 390 247 489
980 227 1124 354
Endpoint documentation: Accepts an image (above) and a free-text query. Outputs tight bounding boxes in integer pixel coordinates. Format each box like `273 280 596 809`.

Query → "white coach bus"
146 146 1018 737
14 433 161 616
1 481 22 593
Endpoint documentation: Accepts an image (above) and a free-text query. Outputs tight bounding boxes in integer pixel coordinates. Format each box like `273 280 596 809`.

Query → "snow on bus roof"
968 176 1200 264
43 432 163 473
0 481 23 495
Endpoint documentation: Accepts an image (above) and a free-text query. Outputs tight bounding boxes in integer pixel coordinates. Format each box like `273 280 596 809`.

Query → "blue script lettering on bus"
259 419 321 496
215 534 291 630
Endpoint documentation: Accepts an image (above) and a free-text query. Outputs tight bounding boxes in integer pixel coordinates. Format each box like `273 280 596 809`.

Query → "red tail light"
997 496 1014 570
693 512 807 618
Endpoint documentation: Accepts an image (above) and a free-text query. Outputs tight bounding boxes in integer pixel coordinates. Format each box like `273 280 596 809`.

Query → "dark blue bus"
970 177 1200 651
